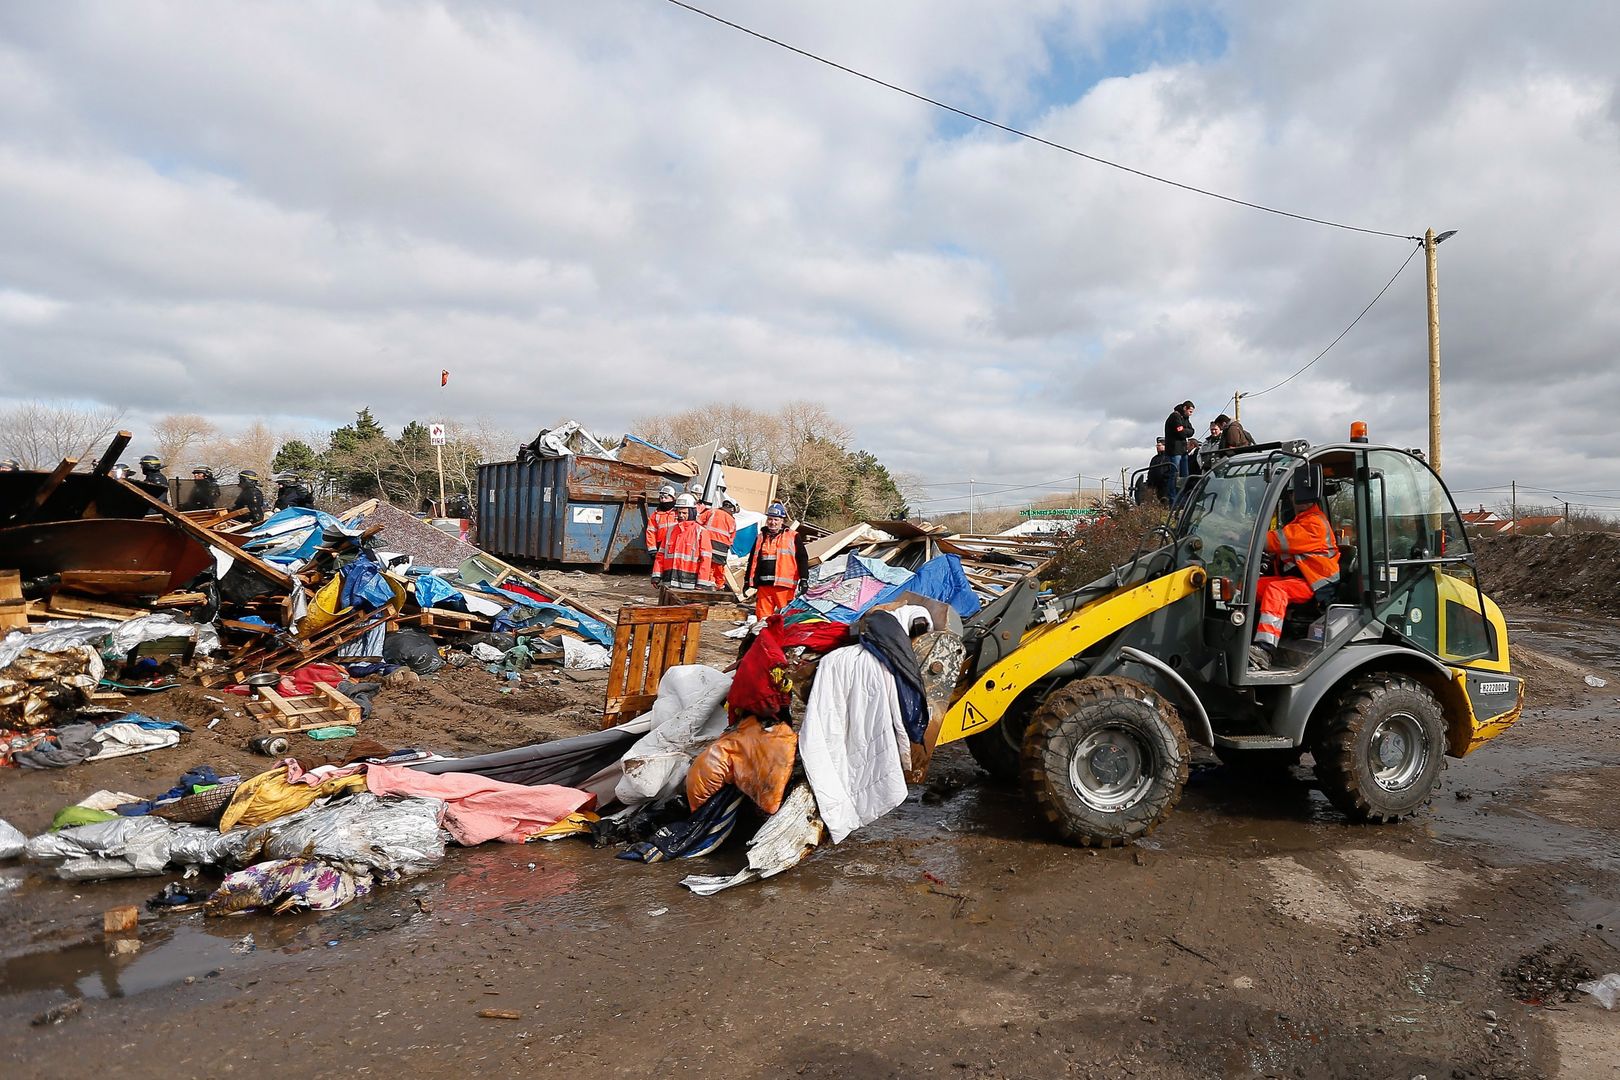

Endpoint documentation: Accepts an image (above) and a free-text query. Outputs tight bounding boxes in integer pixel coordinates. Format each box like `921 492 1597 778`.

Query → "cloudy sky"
2 1 1617 516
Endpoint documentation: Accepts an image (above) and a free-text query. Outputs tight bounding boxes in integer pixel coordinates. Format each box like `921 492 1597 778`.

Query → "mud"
0 598 1617 1077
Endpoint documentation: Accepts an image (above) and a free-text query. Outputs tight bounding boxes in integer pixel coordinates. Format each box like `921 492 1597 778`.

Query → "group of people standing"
1139 400 1256 506
646 483 808 621
129 455 314 525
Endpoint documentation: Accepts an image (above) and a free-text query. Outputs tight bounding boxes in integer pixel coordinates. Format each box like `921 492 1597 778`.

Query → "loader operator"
1249 473 1340 671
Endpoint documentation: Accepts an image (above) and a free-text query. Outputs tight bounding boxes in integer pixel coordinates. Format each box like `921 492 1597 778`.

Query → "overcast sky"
1 1 1617 515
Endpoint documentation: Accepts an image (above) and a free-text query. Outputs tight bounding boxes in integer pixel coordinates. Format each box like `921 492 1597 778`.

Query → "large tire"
1313 673 1446 822
1020 676 1189 847
966 690 1040 784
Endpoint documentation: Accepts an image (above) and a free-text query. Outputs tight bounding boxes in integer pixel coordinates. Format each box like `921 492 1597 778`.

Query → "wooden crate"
602 605 706 727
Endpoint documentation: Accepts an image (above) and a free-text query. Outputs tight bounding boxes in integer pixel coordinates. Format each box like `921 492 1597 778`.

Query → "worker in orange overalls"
656 494 708 589
1250 472 1340 670
747 502 808 619
644 484 678 585
703 496 738 590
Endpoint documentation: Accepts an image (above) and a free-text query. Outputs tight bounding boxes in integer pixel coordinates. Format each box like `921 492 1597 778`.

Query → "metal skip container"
475 455 669 568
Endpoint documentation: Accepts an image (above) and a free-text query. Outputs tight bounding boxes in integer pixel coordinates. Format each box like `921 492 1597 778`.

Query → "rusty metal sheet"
0 517 213 592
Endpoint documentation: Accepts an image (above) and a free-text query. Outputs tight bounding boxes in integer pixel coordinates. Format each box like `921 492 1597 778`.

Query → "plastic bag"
0 818 24 860
232 794 446 878
686 717 798 815
615 666 732 806
1578 973 1620 1010
561 636 610 670
382 629 444 675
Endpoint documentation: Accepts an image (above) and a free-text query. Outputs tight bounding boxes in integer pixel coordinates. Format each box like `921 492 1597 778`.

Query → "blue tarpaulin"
482 583 613 647
242 508 363 566
413 573 459 611
339 553 396 611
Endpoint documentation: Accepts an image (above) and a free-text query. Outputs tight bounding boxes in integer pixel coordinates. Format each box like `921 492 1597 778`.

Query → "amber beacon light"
1349 421 1369 443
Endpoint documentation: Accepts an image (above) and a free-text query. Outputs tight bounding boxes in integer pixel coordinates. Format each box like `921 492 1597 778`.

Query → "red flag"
440 369 449 387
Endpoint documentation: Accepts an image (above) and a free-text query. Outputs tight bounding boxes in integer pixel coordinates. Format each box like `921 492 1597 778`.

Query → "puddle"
0 923 241 1002
1510 613 1620 673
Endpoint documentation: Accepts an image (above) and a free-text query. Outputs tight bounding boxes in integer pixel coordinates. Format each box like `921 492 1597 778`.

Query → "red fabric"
1255 575 1316 647
728 617 792 721
780 621 851 653
224 662 348 697
498 581 554 605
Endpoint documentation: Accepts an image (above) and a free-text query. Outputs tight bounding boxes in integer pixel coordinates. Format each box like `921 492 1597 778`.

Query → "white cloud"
0 0 1616 517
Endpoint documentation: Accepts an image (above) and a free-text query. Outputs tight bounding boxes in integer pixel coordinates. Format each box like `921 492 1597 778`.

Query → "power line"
662 0 1418 241
1243 241 1423 400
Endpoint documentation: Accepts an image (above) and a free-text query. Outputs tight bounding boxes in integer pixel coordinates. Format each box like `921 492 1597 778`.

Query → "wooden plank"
8 457 77 524
681 621 702 665
662 619 688 672
152 591 208 608
47 593 147 621
92 432 132 477
58 569 173 596
311 682 363 725
0 571 24 631
620 604 709 625
646 623 670 693
114 477 295 587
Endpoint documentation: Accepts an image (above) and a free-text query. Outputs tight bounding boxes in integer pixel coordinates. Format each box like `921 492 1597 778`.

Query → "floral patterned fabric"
205 856 371 915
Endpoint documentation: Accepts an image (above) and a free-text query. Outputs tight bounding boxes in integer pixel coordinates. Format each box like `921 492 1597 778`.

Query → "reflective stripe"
1258 613 1285 630
1255 625 1281 646
1277 530 1291 555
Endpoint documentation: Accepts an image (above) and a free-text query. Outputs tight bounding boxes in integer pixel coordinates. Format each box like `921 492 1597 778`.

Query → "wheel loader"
926 428 1523 846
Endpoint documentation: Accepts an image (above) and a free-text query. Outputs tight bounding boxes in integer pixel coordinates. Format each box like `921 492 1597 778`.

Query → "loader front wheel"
1313 673 1446 823
1020 676 1188 847
966 690 1040 784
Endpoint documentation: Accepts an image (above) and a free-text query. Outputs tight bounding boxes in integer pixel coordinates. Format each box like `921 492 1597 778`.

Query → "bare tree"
151 413 218 470
201 420 278 481
0 399 127 468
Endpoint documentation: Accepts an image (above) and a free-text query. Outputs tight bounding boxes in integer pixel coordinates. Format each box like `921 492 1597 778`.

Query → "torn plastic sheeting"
487 592 612 647
413 572 460 611
229 794 447 879
681 783 825 895
108 613 221 658
0 622 121 670
24 816 229 880
0 646 105 730
522 420 614 460
0 818 24 860
206 857 372 915
615 665 733 807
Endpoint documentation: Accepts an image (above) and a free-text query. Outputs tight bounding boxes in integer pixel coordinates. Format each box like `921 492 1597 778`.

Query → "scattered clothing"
206 857 371 915
11 722 97 769
219 764 369 832
51 805 118 831
617 787 745 862
681 783 825 895
87 721 182 761
727 619 793 722
798 644 911 844
851 610 929 743
615 665 733 806
365 764 594 846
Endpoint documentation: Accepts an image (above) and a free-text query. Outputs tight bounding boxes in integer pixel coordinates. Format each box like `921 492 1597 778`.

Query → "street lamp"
1425 228 1458 472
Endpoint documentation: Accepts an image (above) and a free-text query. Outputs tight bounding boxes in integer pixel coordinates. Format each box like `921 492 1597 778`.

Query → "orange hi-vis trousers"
1254 575 1317 648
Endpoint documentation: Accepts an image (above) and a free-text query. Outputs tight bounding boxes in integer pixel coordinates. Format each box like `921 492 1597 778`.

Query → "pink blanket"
365 764 594 846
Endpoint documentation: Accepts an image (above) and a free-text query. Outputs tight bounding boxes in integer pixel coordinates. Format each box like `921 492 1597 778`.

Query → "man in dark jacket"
1144 438 1174 504
1217 413 1255 449
232 469 267 525
181 466 220 511
136 455 170 503
1163 401 1196 503
274 473 315 510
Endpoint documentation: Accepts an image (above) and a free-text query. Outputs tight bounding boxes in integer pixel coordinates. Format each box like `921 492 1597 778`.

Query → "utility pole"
1563 500 1571 534
1424 228 1458 473
968 478 974 534
1233 391 1243 421
1510 480 1517 527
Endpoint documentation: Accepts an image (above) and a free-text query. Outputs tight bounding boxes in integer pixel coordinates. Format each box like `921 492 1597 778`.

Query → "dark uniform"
182 469 221 511
136 456 171 504
274 477 314 510
232 470 267 525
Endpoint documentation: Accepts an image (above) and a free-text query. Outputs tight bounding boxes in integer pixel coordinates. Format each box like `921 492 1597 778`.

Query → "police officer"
182 465 220 511
136 455 171 503
233 469 267 525
273 472 315 510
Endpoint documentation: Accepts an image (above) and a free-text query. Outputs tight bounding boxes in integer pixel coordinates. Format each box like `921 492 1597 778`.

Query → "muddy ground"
1 581 1617 1078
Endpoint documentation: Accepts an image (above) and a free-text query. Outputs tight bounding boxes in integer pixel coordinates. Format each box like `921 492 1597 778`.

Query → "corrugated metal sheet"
476 455 665 567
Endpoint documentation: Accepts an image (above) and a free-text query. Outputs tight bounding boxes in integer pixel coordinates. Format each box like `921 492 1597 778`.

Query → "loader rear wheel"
1020 676 1188 847
1313 673 1446 823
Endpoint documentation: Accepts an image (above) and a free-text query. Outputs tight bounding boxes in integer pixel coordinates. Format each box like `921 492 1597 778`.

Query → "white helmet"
657 483 677 500
675 493 697 509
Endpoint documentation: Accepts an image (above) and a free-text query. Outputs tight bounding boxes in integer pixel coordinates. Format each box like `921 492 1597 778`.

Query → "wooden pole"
435 442 446 518
1425 228 1442 473
1510 480 1516 527
968 478 974 533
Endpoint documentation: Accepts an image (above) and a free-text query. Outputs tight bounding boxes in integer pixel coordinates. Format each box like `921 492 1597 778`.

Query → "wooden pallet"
602 605 706 727
245 682 363 733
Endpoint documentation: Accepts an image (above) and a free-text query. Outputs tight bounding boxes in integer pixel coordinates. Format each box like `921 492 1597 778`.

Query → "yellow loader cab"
930 432 1523 847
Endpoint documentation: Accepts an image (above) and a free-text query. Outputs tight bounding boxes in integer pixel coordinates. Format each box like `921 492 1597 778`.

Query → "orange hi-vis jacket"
749 527 801 588
1265 504 1341 596
660 518 707 588
705 508 736 564
645 507 677 558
